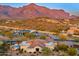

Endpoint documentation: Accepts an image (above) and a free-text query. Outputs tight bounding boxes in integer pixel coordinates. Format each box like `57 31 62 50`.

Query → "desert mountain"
0 3 78 19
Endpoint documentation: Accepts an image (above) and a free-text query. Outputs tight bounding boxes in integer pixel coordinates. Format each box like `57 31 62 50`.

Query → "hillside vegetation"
0 17 79 33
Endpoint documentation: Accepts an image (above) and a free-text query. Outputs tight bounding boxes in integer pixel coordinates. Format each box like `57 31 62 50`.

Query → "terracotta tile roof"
0 35 9 40
28 39 47 48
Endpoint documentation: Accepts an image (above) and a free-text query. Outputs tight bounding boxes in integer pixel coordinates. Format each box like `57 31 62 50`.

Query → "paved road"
0 25 56 34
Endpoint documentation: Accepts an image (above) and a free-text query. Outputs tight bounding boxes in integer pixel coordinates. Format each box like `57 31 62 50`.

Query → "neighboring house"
19 41 30 51
0 35 10 40
31 31 42 36
11 44 20 51
67 26 79 35
45 42 55 50
56 41 74 47
13 30 31 36
67 30 74 35
49 34 60 40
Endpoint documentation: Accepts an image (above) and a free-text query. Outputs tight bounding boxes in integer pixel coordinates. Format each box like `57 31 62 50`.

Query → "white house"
11 44 20 51
45 42 55 50
26 46 42 53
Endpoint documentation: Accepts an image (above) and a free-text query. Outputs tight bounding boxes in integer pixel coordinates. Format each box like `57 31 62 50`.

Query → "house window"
34 52 36 54
16 53 19 55
36 48 39 52
24 50 26 53
29 52 32 54
39 52 41 54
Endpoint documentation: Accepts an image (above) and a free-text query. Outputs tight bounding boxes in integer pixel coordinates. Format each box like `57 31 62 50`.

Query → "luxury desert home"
11 39 56 54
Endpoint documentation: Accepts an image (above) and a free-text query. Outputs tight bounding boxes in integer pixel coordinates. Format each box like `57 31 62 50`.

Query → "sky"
0 3 79 16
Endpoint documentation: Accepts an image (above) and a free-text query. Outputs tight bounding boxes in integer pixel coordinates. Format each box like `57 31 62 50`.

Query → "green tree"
0 41 4 46
42 47 52 56
57 44 68 51
3 31 13 39
24 32 36 39
40 35 47 39
67 48 77 56
29 33 36 39
0 43 9 54
74 37 79 42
